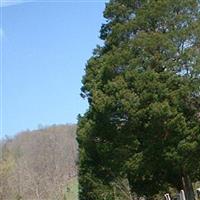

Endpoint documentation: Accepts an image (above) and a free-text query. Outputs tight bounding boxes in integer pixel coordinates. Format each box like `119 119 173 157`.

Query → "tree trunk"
182 174 195 200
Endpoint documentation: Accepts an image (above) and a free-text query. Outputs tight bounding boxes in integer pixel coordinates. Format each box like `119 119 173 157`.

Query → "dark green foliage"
77 0 200 199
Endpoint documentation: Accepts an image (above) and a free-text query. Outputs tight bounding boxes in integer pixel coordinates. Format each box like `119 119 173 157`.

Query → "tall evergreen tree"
77 0 200 199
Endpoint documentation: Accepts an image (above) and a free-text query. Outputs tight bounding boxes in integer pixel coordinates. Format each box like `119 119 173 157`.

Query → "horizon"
1 122 77 140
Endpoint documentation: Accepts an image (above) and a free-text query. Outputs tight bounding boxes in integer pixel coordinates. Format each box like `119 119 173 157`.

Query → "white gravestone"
180 190 186 200
164 193 171 200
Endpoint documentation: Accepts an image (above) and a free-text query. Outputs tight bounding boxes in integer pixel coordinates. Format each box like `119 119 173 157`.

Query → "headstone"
180 190 186 200
164 193 171 200
196 188 200 198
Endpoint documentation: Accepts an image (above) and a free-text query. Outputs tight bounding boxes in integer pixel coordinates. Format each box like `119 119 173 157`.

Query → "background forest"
0 125 78 200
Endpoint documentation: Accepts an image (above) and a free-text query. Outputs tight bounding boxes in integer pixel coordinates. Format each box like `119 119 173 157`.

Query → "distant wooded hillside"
0 124 78 200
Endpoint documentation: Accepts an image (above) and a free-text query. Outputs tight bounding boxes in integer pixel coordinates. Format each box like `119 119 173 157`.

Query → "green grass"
64 176 79 200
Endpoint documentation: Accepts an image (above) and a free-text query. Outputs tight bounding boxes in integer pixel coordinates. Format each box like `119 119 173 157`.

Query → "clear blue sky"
0 0 107 137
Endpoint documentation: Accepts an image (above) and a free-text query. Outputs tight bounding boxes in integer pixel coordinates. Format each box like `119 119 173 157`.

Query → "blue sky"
0 0 107 137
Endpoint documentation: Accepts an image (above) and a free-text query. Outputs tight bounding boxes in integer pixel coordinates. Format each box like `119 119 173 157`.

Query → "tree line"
0 124 77 200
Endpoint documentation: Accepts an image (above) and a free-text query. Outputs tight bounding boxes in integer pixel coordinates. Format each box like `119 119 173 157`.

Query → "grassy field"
64 176 79 200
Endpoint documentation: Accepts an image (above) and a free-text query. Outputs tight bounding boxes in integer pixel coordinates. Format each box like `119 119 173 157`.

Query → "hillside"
0 124 78 200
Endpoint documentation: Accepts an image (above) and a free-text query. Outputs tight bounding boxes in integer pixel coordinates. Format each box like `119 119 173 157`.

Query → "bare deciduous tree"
0 124 77 200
